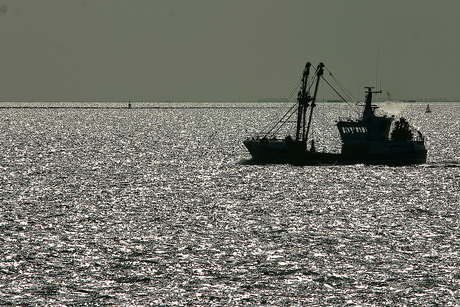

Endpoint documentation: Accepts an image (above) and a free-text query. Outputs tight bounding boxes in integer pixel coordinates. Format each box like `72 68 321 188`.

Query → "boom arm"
304 62 324 143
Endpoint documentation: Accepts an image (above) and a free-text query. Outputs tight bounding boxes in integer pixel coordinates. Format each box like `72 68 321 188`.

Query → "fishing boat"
425 104 431 113
243 62 427 166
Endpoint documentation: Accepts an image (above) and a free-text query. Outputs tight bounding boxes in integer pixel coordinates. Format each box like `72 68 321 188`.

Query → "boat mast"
295 63 311 141
363 87 381 120
304 62 324 143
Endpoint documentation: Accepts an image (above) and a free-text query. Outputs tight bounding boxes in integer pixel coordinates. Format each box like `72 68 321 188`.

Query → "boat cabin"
337 116 393 142
336 87 394 154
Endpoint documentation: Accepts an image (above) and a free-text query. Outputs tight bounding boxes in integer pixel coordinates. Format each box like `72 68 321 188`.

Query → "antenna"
375 42 380 91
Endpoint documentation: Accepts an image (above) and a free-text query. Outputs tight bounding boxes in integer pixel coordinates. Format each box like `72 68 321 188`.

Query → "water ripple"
0 104 459 305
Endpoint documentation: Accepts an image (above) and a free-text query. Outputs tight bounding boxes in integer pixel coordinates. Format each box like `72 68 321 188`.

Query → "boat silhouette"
243 62 427 166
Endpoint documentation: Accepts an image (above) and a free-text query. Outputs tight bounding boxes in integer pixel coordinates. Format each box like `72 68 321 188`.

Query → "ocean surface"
1 102 459 306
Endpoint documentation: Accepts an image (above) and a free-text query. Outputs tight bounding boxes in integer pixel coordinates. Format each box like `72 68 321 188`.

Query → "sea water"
0 102 459 306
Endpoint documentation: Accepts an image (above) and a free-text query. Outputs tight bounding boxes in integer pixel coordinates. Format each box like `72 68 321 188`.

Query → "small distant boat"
243 62 427 166
425 104 431 113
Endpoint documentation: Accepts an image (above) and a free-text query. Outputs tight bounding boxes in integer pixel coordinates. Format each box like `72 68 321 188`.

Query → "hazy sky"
0 0 459 102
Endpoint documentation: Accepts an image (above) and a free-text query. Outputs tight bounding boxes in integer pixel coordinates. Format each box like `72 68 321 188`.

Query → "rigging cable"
323 68 361 116
265 107 297 137
259 71 303 137
259 64 366 138
325 67 359 103
267 65 324 138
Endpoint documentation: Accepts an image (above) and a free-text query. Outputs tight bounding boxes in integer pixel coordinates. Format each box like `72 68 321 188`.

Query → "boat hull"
243 140 427 166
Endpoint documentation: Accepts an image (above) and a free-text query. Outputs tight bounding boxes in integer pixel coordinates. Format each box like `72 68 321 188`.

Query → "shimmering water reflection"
0 103 459 305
